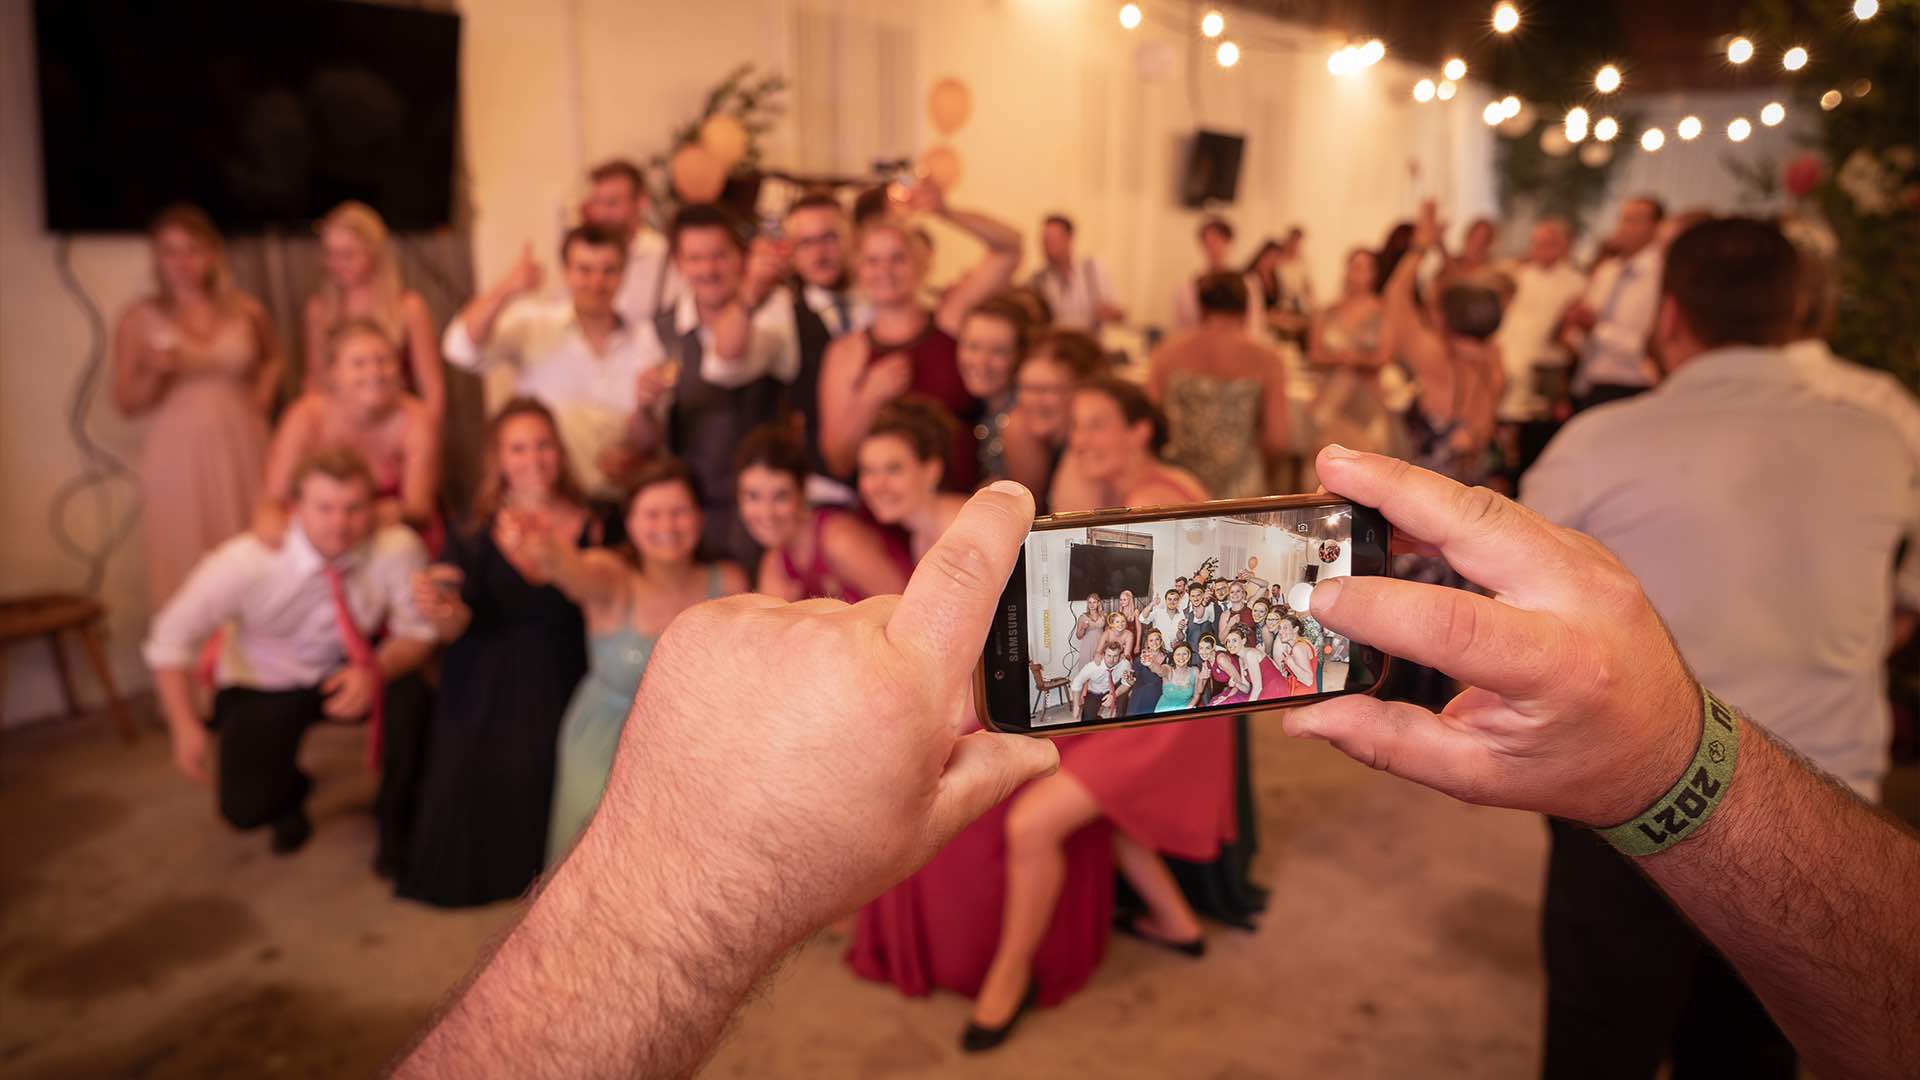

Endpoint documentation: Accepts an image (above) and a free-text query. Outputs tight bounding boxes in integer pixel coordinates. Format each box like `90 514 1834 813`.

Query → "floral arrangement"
643 64 787 219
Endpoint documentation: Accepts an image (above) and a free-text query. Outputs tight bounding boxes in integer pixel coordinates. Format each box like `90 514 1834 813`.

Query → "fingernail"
987 480 1032 500
1321 443 1358 461
1310 577 1344 613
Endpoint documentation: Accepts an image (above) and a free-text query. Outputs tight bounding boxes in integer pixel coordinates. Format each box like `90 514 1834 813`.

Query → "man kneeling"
144 447 435 868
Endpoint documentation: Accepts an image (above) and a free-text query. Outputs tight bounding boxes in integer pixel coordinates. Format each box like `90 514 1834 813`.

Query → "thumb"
924 731 1060 849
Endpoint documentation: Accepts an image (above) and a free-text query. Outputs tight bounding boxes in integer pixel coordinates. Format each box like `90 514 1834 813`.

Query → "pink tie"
324 565 384 770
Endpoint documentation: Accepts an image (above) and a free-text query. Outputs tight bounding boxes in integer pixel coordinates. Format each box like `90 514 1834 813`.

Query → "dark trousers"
1572 382 1649 414
212 675 432 869
1541 818 1796 1079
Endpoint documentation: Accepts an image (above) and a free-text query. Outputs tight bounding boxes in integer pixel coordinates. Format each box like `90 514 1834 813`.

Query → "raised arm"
821 513 910 598
399 291 447 421
919 186 1023 337
818 331 909 478
446 244 542 366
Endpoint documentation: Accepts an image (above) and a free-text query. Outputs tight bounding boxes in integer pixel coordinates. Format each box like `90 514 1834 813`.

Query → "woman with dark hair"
531 460 749 861
1004 328 1108 508
734 424 908 603
305 200 444 419
1146 273 1291 498
1303 246 1402 478
399 399 609 907
955 293 1038 483
1064 377 1210 509
112 204 279 610
857 395 970 561
1268 614 1319 697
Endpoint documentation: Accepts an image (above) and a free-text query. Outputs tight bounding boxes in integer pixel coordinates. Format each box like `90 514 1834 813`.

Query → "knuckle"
1428 591 1482 658
919 538 997 596
1453 485 1507 532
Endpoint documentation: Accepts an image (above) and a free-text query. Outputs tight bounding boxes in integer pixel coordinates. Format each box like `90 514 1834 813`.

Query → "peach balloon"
670 144 727 203
699 114 750 169
919 145 963 191
927 77 972 135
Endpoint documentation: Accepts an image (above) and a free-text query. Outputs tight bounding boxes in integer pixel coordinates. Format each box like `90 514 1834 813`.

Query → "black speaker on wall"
1179 129 1245 208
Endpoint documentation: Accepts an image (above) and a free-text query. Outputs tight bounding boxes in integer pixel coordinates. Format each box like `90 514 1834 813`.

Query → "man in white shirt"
1522 218 1914 1077
581 159 682 328
629 204 799 564
444 225 648 497
1560 195 1665 411
1144 587 1187 650
1491 218 1587 482
1068 641 1133 723
145 448 437 863
1027 213 1125 334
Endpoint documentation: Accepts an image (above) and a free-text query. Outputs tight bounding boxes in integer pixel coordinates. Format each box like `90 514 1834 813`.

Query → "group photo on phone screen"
1024 505 1368 729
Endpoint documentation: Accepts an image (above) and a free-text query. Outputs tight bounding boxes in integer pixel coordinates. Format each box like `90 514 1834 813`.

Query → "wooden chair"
1029 661 1070 723
0 593 136 741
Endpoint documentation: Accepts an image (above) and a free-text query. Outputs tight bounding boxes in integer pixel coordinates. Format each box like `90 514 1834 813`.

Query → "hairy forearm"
1642 715 1920 1078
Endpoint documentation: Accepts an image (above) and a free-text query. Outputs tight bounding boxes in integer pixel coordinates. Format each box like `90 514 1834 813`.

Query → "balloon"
1578 141 1613 168
1783 152 1825 199
927 77 972 135
1540 125 1572 157
1287 582 1314 614
919 145 963 191
670 144 726 203
699 114 750 170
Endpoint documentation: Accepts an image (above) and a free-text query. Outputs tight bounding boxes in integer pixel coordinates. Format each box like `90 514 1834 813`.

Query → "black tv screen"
1066 543 1155 603
32 0 459 233
1179 129 1244 208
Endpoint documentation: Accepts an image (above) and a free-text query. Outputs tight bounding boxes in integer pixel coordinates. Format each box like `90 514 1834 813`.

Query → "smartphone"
976 493 1392 737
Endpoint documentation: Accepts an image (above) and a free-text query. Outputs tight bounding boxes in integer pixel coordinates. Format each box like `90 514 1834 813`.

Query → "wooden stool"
0 593 137 741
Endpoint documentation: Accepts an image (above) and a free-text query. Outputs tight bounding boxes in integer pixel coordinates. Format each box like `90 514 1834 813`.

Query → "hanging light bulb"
1500 94 1521 118
1443 57 1467 81
1727 37 1753 64
1201 9 1224 37
1594 65 1622 93
1361 39 1386 65
1761 101 1785 126
1641 128 1665 151
1436 79 1458 101
1677 115 1703 140
1728 117 1752 142
1853 0 1878 20
1216 40 1240 68
1483 102 1505 126
1118 3 1142 30
1327 47 1352 75
1492 2 1519 34
1782 46 1808 71
1594 116 1619 142
1413 79 1437 103
1564 106 1589 143
1820 89 1842 110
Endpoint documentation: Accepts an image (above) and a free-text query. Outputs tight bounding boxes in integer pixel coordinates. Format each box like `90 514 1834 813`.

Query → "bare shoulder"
712 560 751 596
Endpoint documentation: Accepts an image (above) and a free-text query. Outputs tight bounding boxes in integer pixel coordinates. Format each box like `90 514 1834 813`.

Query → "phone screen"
981 498 1389 735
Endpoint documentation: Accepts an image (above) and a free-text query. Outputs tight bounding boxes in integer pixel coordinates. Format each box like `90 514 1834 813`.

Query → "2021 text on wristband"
1595 684 1740 858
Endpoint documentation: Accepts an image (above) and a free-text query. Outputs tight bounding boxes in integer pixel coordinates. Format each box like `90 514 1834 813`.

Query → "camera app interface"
1023 505 1360 729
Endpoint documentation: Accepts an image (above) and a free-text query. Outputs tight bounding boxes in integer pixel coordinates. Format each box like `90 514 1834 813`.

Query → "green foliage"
644 64 788 217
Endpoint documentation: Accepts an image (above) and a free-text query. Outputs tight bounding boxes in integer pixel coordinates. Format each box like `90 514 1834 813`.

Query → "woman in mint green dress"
1155 642 1201 712
511 459 749 863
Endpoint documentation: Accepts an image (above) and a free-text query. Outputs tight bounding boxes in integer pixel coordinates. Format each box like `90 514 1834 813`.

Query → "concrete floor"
8 699 1902 1078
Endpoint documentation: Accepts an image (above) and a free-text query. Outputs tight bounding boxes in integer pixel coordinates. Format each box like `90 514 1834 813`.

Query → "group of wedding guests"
1065 563 1323 723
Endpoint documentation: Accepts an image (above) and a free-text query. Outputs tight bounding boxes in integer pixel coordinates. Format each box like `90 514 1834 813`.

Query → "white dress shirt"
1493 259 1588 421
144 524 433 691
1574 245 1662 391
1070 657 1130 701
613 228 683 329
632 291 801 389
784 281 871 339
442 299 648 495
1522 345 1914 797
1030 257 1117 332
1146 606 1185 648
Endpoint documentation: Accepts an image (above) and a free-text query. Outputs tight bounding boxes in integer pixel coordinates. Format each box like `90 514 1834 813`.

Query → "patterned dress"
1162 372 1267 499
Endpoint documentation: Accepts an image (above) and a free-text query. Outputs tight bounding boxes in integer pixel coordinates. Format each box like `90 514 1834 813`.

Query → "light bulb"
1327 48 1350 75
1595 65 1621 93
1853 0 1878 20
1500 94 1521 118
1492 2 1519 34
1728 117 1752 142
1820 89 1842 110
1594 116 1618 142
1201 9 1224 38
1413 79 1436 103
1118 3 1142 29
1783 46 1808 71
1564 106 1588 143
1677 115 1702 140
1761 101 1785 126
1728 37 1753 64
1361 39 1385 65
1443 57 1467 81
1483 102 1505 126
1216 40 1240 68
1436 79 1458 101
1641 128 1665 151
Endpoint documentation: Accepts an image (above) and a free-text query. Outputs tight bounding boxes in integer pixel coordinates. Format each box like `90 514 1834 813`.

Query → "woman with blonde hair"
304 200 445 419
112 203 281 609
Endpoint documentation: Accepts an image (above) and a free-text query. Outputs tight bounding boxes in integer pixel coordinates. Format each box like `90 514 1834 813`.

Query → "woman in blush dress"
1304 247 1402 481
962 378 1235 1051
1146 273 1291 500
304 201 445 420
399 399 610 907
112 204 279 610
734 425 908 603
535 460 749 861
256 319 440 548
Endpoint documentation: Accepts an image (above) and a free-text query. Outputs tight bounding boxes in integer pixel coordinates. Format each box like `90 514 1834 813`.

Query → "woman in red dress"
733 424 908 603
816 179 1021 491
962 378 1236 1051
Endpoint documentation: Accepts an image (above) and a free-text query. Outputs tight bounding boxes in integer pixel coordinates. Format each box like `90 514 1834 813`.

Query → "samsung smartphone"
977 494 1392 737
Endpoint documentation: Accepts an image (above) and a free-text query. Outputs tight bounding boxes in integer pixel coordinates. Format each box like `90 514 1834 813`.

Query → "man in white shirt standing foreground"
1027 213 1125 335
145 448 437 867
1559 195 1665 412
1522 218 1914 1078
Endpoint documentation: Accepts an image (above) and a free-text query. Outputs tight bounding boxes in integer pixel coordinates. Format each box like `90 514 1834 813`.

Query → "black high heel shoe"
960 984 1038 1053
1115 912 1207 958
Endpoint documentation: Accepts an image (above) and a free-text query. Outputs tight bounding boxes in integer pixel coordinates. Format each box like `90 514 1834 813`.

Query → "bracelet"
1594 684 1741 857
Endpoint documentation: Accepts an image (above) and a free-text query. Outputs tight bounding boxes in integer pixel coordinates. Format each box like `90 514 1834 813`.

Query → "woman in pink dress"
304 201 445 421
963 378 1235 1051
1207 629 1252 706
734 424 908 603
112 204 279 610
817 178 1021 490
1270 614 1320 697
1226 624 1291 701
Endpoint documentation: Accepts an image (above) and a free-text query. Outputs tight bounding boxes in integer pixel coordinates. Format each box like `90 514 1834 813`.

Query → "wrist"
1592 682 1741 856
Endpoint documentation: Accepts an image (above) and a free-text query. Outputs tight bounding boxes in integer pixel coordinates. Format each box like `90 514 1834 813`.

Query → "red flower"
1784 152 1826 199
